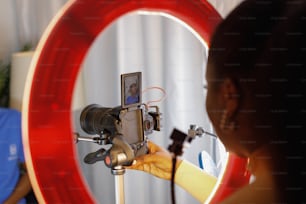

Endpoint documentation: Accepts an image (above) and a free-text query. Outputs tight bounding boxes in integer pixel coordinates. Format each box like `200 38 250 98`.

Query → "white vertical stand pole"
112 166 126 204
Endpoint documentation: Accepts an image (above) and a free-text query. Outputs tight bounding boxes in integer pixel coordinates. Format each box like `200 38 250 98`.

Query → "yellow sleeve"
175 160 217 203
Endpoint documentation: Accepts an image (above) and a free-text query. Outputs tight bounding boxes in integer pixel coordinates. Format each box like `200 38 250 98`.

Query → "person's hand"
127 141 182 180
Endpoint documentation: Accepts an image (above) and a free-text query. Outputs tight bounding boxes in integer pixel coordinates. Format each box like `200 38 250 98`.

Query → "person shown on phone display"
126 83 139 105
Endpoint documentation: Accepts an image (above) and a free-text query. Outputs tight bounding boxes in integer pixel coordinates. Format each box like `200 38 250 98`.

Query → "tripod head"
75 133 135 169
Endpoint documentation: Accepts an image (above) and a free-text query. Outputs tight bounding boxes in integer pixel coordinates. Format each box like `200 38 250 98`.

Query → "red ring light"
22 0 250 203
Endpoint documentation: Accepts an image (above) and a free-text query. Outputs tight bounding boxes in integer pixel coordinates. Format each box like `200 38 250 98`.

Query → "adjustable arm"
74 132 109 145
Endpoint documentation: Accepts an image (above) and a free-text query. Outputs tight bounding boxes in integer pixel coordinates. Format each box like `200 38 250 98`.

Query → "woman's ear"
220 78 240 118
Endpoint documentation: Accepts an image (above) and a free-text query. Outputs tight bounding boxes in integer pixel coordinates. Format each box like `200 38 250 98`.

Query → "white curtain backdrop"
0 0 67 62
1 0 243 203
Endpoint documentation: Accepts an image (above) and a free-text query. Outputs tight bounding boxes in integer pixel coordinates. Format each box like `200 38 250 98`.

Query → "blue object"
126 95 139 105
0 108 26 204
198 150 218 177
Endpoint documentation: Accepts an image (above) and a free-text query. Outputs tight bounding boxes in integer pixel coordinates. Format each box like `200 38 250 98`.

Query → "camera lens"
80 104 103 134
80 104 121 136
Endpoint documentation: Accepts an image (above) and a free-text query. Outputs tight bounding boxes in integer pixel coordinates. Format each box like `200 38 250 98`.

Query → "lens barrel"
80 104 120 135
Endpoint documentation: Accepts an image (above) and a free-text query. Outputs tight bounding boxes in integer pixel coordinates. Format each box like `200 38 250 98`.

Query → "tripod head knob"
84 148 107 164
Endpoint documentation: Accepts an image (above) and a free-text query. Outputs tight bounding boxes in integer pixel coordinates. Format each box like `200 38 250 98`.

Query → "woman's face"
205 62 243 154
129 84 138 95
205 60 263 157
205 63 223 139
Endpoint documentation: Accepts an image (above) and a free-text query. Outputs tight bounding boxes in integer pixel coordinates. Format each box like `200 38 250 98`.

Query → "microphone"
168 125 217 156
187 124 217 143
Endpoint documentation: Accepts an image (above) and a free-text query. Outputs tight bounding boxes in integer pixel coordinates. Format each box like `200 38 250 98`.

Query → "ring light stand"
22 0 250 203
113 166 125 204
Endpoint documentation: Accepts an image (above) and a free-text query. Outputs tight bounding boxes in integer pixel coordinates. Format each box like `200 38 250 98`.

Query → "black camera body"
78 72 161 168
80 104 161 158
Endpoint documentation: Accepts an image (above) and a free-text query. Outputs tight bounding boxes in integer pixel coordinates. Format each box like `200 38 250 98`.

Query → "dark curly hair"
208 0 306 202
